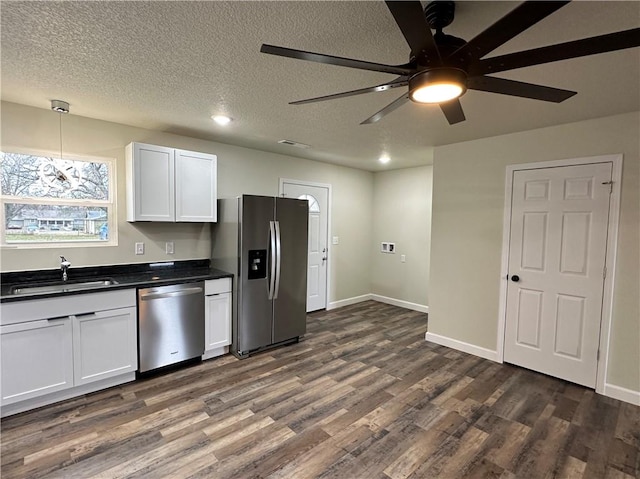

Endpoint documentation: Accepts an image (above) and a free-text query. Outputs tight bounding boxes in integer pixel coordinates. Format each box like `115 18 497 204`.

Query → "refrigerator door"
238 195 275 353
273 197 308 343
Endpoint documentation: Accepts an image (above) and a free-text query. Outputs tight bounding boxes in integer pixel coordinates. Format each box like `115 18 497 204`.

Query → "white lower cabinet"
0 289 137 416
204 278 232 359
1 318 74 404
73 307 137 386
206 292 231 350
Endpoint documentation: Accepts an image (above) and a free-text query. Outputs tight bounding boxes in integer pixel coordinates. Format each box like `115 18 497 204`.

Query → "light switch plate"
166 241 175 254
135 242 144 255
332 236 339 245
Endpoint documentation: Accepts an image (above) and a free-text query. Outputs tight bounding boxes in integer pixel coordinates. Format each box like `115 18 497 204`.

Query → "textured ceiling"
1 1 639 171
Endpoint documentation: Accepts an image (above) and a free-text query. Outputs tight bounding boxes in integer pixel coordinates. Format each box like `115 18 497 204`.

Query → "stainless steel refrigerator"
211 195 308 358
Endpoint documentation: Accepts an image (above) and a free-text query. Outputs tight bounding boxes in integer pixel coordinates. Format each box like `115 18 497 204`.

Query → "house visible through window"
0 151 116 246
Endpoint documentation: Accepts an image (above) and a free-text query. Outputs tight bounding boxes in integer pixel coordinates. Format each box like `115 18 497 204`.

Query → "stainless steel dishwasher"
138 282 205 373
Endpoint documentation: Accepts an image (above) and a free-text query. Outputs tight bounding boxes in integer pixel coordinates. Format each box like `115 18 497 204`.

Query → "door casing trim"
497 154 623 395
279 178 332 311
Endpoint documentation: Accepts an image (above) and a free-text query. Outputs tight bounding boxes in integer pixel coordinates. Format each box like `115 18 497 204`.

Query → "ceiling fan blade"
450 1 570 61
260 44 414 76
472 28 640 76
290 78 409 105
360 93 410 124
468 76 577 102
385 1 441 65
439 99 466 125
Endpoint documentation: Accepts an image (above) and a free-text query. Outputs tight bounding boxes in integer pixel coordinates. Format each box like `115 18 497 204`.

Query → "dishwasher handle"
140 286 203 301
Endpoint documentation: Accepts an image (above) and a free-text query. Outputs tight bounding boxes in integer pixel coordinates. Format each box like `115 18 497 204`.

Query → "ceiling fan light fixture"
409 69 467 104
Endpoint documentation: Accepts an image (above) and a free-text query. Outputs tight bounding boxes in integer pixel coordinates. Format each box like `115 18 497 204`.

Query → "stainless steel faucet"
60 256 71 282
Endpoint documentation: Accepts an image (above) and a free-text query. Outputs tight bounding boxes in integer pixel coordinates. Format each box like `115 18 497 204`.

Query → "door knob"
511 275 520 282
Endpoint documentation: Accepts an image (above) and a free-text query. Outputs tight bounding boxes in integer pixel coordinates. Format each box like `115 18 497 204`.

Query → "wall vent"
278 139 311 149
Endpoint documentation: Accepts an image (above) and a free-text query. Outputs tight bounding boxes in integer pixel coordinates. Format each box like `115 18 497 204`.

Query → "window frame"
0 148 118 248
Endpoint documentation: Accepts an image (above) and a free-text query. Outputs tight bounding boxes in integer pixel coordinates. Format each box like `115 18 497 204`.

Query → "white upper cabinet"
126 142 217 222
175 149 217 222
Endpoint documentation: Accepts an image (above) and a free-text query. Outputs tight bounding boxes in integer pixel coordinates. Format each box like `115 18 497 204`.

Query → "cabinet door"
175 149 217 222
1 318 73 405
127 143 175 221
205 292 231 351
73 307 138 386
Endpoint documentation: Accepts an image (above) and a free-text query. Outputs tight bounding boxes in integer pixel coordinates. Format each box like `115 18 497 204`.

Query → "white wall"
429 112 640 394
0 101 374 304
371 166 432 309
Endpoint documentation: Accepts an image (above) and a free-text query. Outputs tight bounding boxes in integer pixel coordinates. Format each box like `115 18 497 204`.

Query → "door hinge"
603 266 607 279
597 349 600 361
602 181 613 194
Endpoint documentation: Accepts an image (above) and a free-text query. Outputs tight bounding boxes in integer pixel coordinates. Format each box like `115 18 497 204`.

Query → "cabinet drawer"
205 278 232 295
1 289 136 326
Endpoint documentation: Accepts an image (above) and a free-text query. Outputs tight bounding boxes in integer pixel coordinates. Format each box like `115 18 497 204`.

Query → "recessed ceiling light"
211 115 232 126
379 155 391 164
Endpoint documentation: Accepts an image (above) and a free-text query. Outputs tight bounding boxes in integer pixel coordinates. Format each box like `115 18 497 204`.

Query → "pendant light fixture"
40 99 81 192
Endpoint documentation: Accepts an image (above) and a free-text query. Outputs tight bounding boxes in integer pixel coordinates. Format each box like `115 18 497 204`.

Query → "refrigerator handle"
274 220 282 299
268 221 277 299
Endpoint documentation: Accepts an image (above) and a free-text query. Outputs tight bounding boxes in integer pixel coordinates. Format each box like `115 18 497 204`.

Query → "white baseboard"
327 294 372 310
370 294 429 314
425 332 500 362
327 294 429 313
603 383 640 406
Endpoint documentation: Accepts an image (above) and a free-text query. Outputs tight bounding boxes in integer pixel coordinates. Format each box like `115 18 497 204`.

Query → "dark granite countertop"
0 259 232 303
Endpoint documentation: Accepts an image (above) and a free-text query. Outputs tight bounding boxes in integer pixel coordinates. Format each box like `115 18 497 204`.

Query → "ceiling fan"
260 0 640 125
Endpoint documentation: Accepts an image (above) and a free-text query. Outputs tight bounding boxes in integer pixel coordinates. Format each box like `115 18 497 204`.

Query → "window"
297 194 320 213
0 151 116 247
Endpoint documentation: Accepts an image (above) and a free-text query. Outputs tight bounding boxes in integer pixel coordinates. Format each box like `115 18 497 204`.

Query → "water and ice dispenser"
248 249 267 280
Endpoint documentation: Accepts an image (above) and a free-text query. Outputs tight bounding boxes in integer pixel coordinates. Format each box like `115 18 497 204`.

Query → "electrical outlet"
135 242 144 255
332 236 339 245
165 241 175 255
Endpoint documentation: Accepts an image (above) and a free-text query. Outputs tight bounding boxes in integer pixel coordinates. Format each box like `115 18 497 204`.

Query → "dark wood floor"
1 301 638 478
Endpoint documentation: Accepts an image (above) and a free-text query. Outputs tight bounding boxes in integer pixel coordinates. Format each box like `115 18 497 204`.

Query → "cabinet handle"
75 312 97 318
47 315 69 322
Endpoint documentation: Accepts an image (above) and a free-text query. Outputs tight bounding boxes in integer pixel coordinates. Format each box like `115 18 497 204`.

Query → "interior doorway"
498 155 622 393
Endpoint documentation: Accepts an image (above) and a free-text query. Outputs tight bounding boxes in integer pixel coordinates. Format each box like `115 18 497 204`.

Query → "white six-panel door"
504 162 612 388
281 181 329 312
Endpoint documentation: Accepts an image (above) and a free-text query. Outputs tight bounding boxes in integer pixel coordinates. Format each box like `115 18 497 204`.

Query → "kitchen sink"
10 279 119 295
